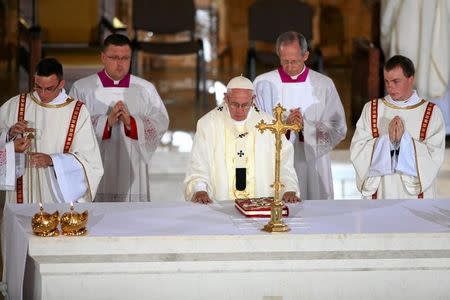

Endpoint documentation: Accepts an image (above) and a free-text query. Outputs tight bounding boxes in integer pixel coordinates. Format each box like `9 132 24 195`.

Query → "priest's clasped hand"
192 191 212 204
287 108 303 127
107 101 131 129
282 191 301 203
28 152 53 168
388 116 405 145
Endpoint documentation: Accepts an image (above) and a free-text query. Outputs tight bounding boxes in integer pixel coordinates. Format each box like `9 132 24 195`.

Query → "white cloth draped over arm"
396 130 417 177
368 135 393 177
0 142 18 190
0 127 26 190
183 118 214 201
49 153 87 203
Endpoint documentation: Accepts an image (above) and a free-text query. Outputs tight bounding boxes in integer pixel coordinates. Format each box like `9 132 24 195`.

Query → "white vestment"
381 0 450 132
0 91 104 203
70 71 169 202
0 142 25 190
350 94 445 199
184 104 299 201
254 68 347 200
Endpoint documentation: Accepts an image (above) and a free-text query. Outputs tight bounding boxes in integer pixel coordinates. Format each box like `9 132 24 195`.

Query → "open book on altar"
235 197 289 218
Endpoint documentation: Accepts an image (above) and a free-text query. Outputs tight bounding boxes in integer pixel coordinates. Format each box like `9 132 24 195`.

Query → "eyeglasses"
228 101 253 110
33 80 61 93
280 59 303 66
106 55 131 62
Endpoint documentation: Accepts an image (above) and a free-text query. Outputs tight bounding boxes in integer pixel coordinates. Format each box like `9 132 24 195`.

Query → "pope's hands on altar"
108 101 131 129
28 152 53 168
192 191 212 204
282 191 301 203
287 108 303 127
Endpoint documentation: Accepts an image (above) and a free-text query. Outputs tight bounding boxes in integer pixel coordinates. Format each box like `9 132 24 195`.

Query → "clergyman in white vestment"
184 75 300 204
0 58 104 203
70 34 169 202
254 31 347 200
351 55 445 199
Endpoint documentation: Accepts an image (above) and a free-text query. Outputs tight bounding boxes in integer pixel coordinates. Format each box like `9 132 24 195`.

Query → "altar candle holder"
31 202 60 237
60 202 88 236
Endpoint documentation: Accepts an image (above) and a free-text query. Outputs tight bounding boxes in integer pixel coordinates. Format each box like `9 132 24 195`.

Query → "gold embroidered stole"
225 123 255 199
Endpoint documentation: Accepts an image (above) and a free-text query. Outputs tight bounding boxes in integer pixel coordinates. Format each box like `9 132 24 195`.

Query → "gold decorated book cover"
235 197 289 218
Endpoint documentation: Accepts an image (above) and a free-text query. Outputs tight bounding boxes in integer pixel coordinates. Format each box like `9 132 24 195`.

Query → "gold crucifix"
256 103 302 232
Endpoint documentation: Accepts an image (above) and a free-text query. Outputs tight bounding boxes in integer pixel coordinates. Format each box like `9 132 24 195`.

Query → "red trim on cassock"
370 99 379 138
370 99 379 199
417 102 435 199
16 93 27 204
63 101 84 153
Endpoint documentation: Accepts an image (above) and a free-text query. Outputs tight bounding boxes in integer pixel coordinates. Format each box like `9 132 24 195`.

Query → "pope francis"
184 75 300 204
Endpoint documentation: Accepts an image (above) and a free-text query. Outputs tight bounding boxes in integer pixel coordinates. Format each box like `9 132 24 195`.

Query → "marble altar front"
3 199 450 299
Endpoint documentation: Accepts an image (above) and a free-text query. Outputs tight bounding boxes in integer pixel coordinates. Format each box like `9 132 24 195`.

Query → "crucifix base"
262 221 291 233
262 203 291 232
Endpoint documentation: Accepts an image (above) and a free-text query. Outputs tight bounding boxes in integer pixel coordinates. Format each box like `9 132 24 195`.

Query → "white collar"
385 90 421 107
33 89 68 104
104 70 123 85
289 65 306 80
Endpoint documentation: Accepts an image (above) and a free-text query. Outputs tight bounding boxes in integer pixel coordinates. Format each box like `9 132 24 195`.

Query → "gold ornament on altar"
60 202 88 236
256 103 302 232
32 203 60 237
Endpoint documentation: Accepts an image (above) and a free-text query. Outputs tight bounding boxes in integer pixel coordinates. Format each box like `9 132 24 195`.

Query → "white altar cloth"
3 199 450 299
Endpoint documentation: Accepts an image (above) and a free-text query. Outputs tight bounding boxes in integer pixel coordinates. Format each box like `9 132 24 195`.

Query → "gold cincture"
32 203 60 237
256 104 302 232
60 202 88 236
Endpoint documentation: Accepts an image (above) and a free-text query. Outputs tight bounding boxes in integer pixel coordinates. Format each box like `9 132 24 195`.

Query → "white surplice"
70 72 169 202
0 91 104 203
254 68 347 200
350 93 445 199
184 103 299 201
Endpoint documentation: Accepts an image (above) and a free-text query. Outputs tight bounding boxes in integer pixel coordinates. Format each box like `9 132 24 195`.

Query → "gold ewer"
32 203 60 237
60 202 88 236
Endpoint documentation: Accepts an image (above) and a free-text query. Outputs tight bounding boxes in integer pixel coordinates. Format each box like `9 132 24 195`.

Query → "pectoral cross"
256 103 302 232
